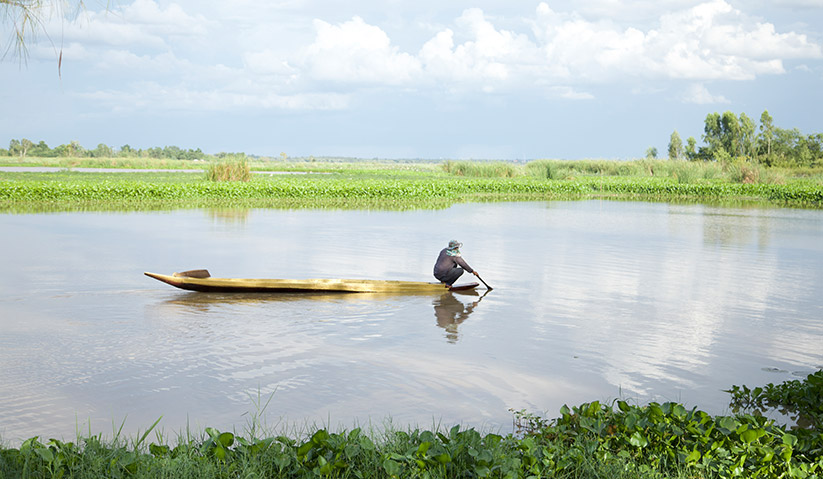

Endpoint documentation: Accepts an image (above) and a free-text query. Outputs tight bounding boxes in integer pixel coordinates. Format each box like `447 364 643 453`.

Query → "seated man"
433 240 479 286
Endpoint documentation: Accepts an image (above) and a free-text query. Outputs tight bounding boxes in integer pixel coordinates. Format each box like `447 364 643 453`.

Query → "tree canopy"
2 139 215 160
671 110 822 168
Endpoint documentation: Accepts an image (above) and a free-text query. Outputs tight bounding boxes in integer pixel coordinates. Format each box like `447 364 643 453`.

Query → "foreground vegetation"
2 372 821 478
1 157 822 211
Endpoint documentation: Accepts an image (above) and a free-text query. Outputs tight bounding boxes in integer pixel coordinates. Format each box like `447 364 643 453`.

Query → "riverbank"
1 159 822 211
2 378 822 479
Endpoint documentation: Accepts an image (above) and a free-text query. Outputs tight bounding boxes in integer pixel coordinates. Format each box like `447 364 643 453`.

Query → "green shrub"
206 159 251 182
441 160 520 177
725 159 762 184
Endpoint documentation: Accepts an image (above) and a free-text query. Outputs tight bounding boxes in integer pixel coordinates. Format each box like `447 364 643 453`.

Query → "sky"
2 0 822 159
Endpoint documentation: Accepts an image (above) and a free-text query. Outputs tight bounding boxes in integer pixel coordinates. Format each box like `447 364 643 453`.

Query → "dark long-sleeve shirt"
433 248 473 278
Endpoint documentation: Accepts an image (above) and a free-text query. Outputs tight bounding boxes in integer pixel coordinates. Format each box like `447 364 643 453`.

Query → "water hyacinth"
1 176 821 208
1 159 822 210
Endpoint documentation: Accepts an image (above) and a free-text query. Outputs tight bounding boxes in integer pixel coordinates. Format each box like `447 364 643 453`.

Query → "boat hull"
144 272 479 293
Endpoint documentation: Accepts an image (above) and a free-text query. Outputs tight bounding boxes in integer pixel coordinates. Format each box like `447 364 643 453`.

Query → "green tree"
29 140 52 156
9 139 22 156
91 143 113 157
645 146 658 159
702 112 723 156
188 148 204 160
163 145 183 159
720 111 741 157
685 136 698 161
758 110 775 159
119 144 135 157
739 112 756 159
20 138 34 156
60 140 85 157
667 130 683 160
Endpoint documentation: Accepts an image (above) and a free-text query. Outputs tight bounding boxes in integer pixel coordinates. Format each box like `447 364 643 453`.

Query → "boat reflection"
156 289 490 344
161 290 408 312
433 290 487 343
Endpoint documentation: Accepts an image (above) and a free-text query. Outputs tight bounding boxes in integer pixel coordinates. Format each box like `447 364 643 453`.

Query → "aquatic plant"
727 370 823 430
4 371 823 478
441 160 520 178
206 159 251 182
514 399 823 478
2 167 822 209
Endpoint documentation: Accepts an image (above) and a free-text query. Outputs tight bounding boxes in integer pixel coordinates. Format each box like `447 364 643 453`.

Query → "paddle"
474 272 493 291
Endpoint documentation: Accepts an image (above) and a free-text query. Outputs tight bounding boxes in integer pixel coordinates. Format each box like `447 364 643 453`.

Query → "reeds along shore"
1 158 822 209
2 370 822 479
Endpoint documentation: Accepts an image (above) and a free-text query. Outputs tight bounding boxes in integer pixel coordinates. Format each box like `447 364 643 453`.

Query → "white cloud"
116 0 210 37
77 82 349 112
530 0 822 82
681 83 730 104
300 16 421 85
419 8 542 90
549 86 595 100
50 0 211 52
772 0 823 7
706 22 821 59
28 0 823 112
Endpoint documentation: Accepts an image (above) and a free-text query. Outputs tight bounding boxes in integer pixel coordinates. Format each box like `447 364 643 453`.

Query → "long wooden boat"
144 270 479 293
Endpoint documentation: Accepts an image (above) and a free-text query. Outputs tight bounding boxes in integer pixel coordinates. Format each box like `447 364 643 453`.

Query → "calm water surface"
1 201 822 443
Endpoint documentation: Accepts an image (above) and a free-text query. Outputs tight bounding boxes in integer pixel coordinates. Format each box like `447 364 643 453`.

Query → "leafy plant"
727 370 823 430
206 158 251 182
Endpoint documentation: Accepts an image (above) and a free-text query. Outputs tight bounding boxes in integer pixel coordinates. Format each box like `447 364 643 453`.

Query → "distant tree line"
665 111 823 167
0 139 252 161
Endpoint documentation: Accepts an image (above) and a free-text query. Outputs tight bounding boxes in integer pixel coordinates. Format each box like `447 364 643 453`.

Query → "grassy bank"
1 409 819 479
0 156 442 173
2 371 822 478
2 174 822 211
1 158 822 211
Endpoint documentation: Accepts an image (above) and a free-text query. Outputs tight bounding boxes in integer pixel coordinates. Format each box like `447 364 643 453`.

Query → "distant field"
1 158 821 211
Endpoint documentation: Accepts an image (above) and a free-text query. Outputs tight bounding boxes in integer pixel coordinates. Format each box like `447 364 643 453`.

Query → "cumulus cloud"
51 0 211 51
681 83 730 104
36 0 823 111
300 16 422 85
530 0 821 82
419 8 543 90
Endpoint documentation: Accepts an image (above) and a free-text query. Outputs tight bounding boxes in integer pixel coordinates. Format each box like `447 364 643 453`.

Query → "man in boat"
433 240 479 286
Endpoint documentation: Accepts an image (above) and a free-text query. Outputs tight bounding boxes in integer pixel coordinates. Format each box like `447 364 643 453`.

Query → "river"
1 200 821 443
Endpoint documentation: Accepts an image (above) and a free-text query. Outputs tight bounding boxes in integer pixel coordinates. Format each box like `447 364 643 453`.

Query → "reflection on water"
207 208 252 226
1 201 822 444
433 291 486 343
165 291 371 310
164 289 488 344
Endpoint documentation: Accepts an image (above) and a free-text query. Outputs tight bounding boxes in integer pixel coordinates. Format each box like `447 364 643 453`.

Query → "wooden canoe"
144 270 479 293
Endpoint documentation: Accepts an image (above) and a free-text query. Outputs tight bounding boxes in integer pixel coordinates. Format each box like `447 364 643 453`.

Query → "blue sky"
2 0 822 159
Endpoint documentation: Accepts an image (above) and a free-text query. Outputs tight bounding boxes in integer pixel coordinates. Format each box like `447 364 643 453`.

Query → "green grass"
2 175 821 207
2 400 820 478
0 156 444 173
206 159 252 182
1 159 822 211
2 373 821 478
